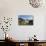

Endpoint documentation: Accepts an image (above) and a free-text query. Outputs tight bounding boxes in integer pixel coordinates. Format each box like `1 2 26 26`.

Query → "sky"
18 15 33 20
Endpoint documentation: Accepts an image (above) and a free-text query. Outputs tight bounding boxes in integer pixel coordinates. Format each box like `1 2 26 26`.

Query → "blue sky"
18 15 33 20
